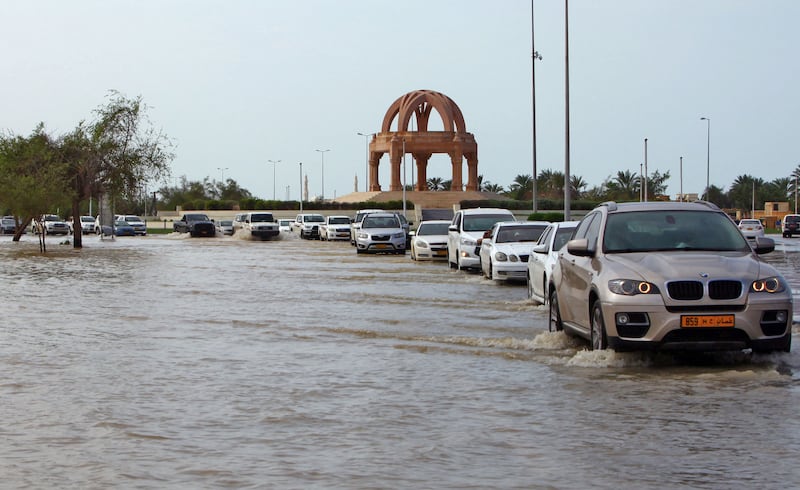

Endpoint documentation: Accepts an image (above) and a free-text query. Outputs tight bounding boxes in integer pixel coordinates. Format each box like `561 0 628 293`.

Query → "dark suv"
782 214 800 238
549 201 792 353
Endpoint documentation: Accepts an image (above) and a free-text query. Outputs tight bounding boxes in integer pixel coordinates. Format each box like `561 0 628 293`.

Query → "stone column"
415 153 430 191
450 152 463 191
465 153 479 191
389 137 403 191
369 152 382 191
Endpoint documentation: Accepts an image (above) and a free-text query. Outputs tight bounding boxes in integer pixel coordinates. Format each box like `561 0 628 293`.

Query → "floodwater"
1 231 799 489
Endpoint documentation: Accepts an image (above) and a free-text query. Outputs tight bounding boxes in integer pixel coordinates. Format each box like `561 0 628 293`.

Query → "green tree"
67 91 174 248
508 174 533 200
427 177 443 191
0 125 73 250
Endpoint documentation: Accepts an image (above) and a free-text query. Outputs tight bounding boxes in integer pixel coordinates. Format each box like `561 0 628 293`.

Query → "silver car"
355 213 406 254
549 201 792 353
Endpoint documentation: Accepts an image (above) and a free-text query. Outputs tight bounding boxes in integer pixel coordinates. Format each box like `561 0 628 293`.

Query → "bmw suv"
549 201 792 353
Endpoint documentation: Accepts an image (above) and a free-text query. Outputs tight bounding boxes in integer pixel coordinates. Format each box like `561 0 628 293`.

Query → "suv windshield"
329 217 350 224
251 214 274 222
363 216 399 228
603 210 749 253
305 215 325 223
463 214 513 232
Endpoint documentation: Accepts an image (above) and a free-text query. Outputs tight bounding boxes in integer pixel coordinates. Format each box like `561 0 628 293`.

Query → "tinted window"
495 225 546 243
418 222 450 235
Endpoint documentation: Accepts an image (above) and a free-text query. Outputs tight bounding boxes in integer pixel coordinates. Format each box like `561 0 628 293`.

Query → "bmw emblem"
699 272 709 278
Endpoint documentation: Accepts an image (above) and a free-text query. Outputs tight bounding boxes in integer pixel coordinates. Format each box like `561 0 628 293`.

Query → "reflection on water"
0 233 798 489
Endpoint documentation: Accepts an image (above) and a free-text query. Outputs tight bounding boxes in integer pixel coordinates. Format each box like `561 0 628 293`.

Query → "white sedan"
526 221 578 304
479 221 549 282
738 218 765 240
410 220 451 261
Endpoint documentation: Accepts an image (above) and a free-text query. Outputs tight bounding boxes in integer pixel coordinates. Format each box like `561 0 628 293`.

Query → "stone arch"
368 89 478 192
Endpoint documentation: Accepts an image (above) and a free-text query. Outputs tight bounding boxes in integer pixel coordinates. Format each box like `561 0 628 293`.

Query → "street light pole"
299 162 303 213
679 156 683 202
700 117 710 200
643 138 648 202
357 132 373 192
267 160 281 201
531 0 543 213
563 0 571 221
217 167 229 183
315 149 330 200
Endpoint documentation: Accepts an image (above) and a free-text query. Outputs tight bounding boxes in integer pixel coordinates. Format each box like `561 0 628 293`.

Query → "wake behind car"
410 220 451 261
173 213 216 237
549 201 791 353
479 221 549 282
355 212 406 254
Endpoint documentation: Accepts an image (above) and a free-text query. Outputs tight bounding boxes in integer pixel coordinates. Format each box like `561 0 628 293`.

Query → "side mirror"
566 238 593 257
753 236 775 255
408 230 416 237
533 243 548 254
448 225 457 232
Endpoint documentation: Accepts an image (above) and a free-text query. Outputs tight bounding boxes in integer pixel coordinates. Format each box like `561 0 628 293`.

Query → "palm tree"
483 183 505 193
570 175 588 199
508 174 533 201
427 177 443 191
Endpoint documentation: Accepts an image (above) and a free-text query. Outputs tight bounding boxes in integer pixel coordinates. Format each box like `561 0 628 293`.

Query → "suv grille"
709 280 742 300
667 280 742 300
667 281 703 300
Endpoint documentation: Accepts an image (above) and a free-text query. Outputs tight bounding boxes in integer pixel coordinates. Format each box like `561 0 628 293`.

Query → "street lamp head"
700 117 709 121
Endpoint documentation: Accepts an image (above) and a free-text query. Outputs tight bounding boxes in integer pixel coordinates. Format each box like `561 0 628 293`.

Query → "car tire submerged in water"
548 289 563 332
591 301 608 350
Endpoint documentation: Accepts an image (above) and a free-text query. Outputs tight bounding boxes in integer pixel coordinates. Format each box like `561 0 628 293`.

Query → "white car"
350 208 385 245
71 215 96 234
320 215 352 241
40 214 70 235
410 220 451 261
243 212 280 240
355 213 406 254
116 215 147 235
278 219 293 232
216 219 234 236
527 221 578 304
479 221 549 281
447 208 515 270
233 213 247 234
737 219 764 240
293 213 325 239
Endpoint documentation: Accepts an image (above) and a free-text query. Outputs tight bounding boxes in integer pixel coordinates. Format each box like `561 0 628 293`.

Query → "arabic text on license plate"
681 315 735 328
374 244 390 249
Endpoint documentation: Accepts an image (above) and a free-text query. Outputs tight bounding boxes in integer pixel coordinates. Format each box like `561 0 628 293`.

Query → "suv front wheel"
591 302 608 350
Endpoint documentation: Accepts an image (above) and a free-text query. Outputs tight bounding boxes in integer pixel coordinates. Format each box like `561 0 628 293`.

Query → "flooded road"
1 232 799 489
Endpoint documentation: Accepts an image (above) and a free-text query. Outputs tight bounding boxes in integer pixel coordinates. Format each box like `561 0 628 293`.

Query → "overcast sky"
3 0 798 201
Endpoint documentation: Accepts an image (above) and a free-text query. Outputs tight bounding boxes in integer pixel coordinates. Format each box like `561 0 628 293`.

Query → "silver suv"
549 201 792 353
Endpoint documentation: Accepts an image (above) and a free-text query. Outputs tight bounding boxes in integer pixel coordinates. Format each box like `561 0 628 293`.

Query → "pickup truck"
243 212 280 240
173 213 216 237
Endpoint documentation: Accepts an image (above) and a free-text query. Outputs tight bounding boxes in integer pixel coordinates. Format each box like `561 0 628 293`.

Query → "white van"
447 208 515 269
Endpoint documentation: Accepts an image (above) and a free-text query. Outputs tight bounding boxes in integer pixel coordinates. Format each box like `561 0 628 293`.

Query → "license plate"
374 244 391 249
681 315 735 327
434 250 446 256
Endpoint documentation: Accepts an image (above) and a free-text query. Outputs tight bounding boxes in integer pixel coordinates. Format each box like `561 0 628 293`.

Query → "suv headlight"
358 232 369 239
392 232 405 239
460 236 476 246
608 279 660 296
751 276 786 293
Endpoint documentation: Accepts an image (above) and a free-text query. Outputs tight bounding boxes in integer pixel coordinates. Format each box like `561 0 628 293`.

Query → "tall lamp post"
357 132 373 192
531 0 542 213
298 162 303 213
316 149 330 200
700 116 710 200
217 167 229 183
267 160 281 201
563 0 571 221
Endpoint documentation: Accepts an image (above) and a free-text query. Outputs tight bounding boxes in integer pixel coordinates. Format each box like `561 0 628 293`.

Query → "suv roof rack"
599 201 618 212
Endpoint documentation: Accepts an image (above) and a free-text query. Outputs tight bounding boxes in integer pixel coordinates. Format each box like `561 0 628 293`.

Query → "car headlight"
494 251 508 262
461 236 476 246
392 232 405 239
416 240 429 249
751 276 786 293
358 232 369 239
608 279 660 295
